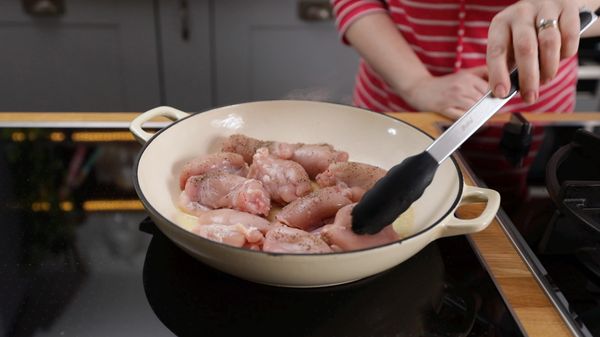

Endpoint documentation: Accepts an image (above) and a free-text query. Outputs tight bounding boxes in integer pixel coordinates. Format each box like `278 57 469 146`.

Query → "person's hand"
487 0 591 103
403 66 489 120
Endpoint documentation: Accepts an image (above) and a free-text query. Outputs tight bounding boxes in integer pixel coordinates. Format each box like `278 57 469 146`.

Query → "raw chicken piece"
221 134 270 163
320 203 400 251
247 148 312 204
276 185 353 231
221 134 299 163
316 161 386 189
181 172 271 216
191 209 271 248
179 152 248 190
316 162 387 200
193 223 263 248
263 226 333 254
179 191 211 216
244 243 262 251
221 135 348 178
290 144 349 179
195 209 272 234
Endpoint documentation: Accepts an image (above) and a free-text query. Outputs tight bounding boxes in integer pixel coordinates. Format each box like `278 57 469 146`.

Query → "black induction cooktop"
0 125 525 337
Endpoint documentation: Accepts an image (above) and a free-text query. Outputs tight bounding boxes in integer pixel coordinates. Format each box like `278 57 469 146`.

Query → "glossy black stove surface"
142 219 523 337
0 127 524 337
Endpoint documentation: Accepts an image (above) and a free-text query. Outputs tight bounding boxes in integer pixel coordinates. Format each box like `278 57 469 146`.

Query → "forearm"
344 12 431 98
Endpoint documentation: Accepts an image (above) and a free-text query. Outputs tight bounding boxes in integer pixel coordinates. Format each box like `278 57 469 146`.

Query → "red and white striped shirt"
333 0 579 212
333 0 578 114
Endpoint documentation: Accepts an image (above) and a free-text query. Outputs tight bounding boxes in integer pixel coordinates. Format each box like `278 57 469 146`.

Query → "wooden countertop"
2 111 599 336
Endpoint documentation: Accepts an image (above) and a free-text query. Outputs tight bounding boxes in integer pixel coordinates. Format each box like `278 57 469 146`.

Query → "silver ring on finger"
537 18 559 33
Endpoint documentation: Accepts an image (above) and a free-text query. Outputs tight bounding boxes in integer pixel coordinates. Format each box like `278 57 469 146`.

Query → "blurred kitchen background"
1 2 600 336
1 0 599 113
1 0 359 112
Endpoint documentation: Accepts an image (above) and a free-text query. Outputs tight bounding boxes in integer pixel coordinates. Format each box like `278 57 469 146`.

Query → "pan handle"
130 106 190 144
440 185 500 237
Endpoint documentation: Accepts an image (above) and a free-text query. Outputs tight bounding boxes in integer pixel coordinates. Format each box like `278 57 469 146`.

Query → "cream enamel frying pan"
130 101 500 287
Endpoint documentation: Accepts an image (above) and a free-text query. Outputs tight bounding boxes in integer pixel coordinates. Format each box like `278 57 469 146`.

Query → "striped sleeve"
332 0 387 44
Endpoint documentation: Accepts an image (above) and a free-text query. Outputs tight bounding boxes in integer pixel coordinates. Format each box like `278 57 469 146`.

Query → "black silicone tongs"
352 9 599 235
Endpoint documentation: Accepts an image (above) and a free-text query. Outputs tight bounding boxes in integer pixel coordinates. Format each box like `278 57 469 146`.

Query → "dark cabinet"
213 0 359 106
0 0 161 111
0 0 358 112
155 0 212 112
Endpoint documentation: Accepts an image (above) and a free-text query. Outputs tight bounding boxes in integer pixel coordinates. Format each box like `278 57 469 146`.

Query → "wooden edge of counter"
0 112 142 122
0 111 598 123
3 111 597 336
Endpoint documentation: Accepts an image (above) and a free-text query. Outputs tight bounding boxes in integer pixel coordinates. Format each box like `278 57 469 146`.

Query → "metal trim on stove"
459 153 594 337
